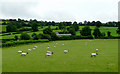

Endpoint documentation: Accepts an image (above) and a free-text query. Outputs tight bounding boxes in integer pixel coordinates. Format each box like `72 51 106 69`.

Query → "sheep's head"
26 52 28 54
52 52 53 54
96 53 98 55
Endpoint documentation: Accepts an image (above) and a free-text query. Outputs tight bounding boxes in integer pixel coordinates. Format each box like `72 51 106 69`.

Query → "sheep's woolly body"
33 48 35 50
21 53 27 56
28 49 31 51
18 51 23 53
96 49 98 51
34 46 38 48
54 46 56 48
47 47 50 49
91 53 96 56
64 50 68 53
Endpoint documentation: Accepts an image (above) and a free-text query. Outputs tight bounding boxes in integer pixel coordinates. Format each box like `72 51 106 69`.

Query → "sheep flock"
17 42 99 58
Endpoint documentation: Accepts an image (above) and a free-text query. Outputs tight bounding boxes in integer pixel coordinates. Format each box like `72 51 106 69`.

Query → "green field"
2 39 118 72
1 26 118 39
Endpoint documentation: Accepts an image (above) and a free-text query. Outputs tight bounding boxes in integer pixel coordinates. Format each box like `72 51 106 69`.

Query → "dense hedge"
57 35 120 40
2 39 49 47
57 35 93 40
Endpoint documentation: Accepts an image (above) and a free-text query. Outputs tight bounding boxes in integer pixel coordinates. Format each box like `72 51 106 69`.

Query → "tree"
14 35 18 40
6 23 17 32
117 22 120 35
32 33 37 37
58 22 64 30
96 21 102 27
20 33 30 40
93 27 101 38
80 26 91 36
72 21 79 31
68 27 76 35
29 19 38 32
50 32 58 40
107 31 111 37
43 28 52 35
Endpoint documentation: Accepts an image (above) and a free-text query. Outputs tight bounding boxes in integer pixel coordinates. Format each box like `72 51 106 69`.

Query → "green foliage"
50 32 58 40
6 23 17 32
116 22 120 34
43 28 52 35
29 20 39 32
93 27 101 38
42 34 51 41
80 26 91 36
20 33 30 40
107 31 111 37
68 28 76 35
58 22 65 30
96 21 102 27
2 39 49 47
14 35 18 40
32 33 37 37
72 21 79 31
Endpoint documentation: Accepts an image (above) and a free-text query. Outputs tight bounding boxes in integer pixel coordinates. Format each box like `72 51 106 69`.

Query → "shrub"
20 33 30 40
14 35 18 40
80 26 91 36
2 39 49 47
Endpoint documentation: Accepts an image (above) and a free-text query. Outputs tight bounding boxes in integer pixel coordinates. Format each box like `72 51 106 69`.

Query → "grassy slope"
1 26 118 39
2 39 118 72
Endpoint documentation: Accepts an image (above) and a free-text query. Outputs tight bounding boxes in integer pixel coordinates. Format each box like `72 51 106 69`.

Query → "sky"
0 0 119 23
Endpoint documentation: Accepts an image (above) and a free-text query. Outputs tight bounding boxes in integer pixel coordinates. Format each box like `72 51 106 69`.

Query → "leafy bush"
20 33 30 40
80 26 91 36
2 39 49 47
14 35 18 40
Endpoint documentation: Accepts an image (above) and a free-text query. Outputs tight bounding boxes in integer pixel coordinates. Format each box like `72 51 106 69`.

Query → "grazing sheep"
21 52 28 56
18 50 23 53
54 46 56 48
64 50 69 54
96 49 98 52
48 45 50 47
34 46 38 48
33 48 36 50
47 47 50 49
28 49 31 51
62 44 64 45
56 43 58 44
46 51 53 56
91 53 98 57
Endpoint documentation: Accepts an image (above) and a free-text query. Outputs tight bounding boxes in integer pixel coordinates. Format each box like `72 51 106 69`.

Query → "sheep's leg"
91 55 93 57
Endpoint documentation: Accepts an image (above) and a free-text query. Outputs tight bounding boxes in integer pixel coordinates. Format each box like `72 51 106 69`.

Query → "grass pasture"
2 39 118 72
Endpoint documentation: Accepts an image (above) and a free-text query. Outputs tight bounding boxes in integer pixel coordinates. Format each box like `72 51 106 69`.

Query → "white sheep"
18 50 23 53
47 47 50 49
62 44 64 45
64 50 69 54
33 48 36 50
54 46 56 48
91 53 98 57
46 51 53 56
21 52 28 56
56 43 58 44
96 49 98 52
34 46 38 48
28 49 31 51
